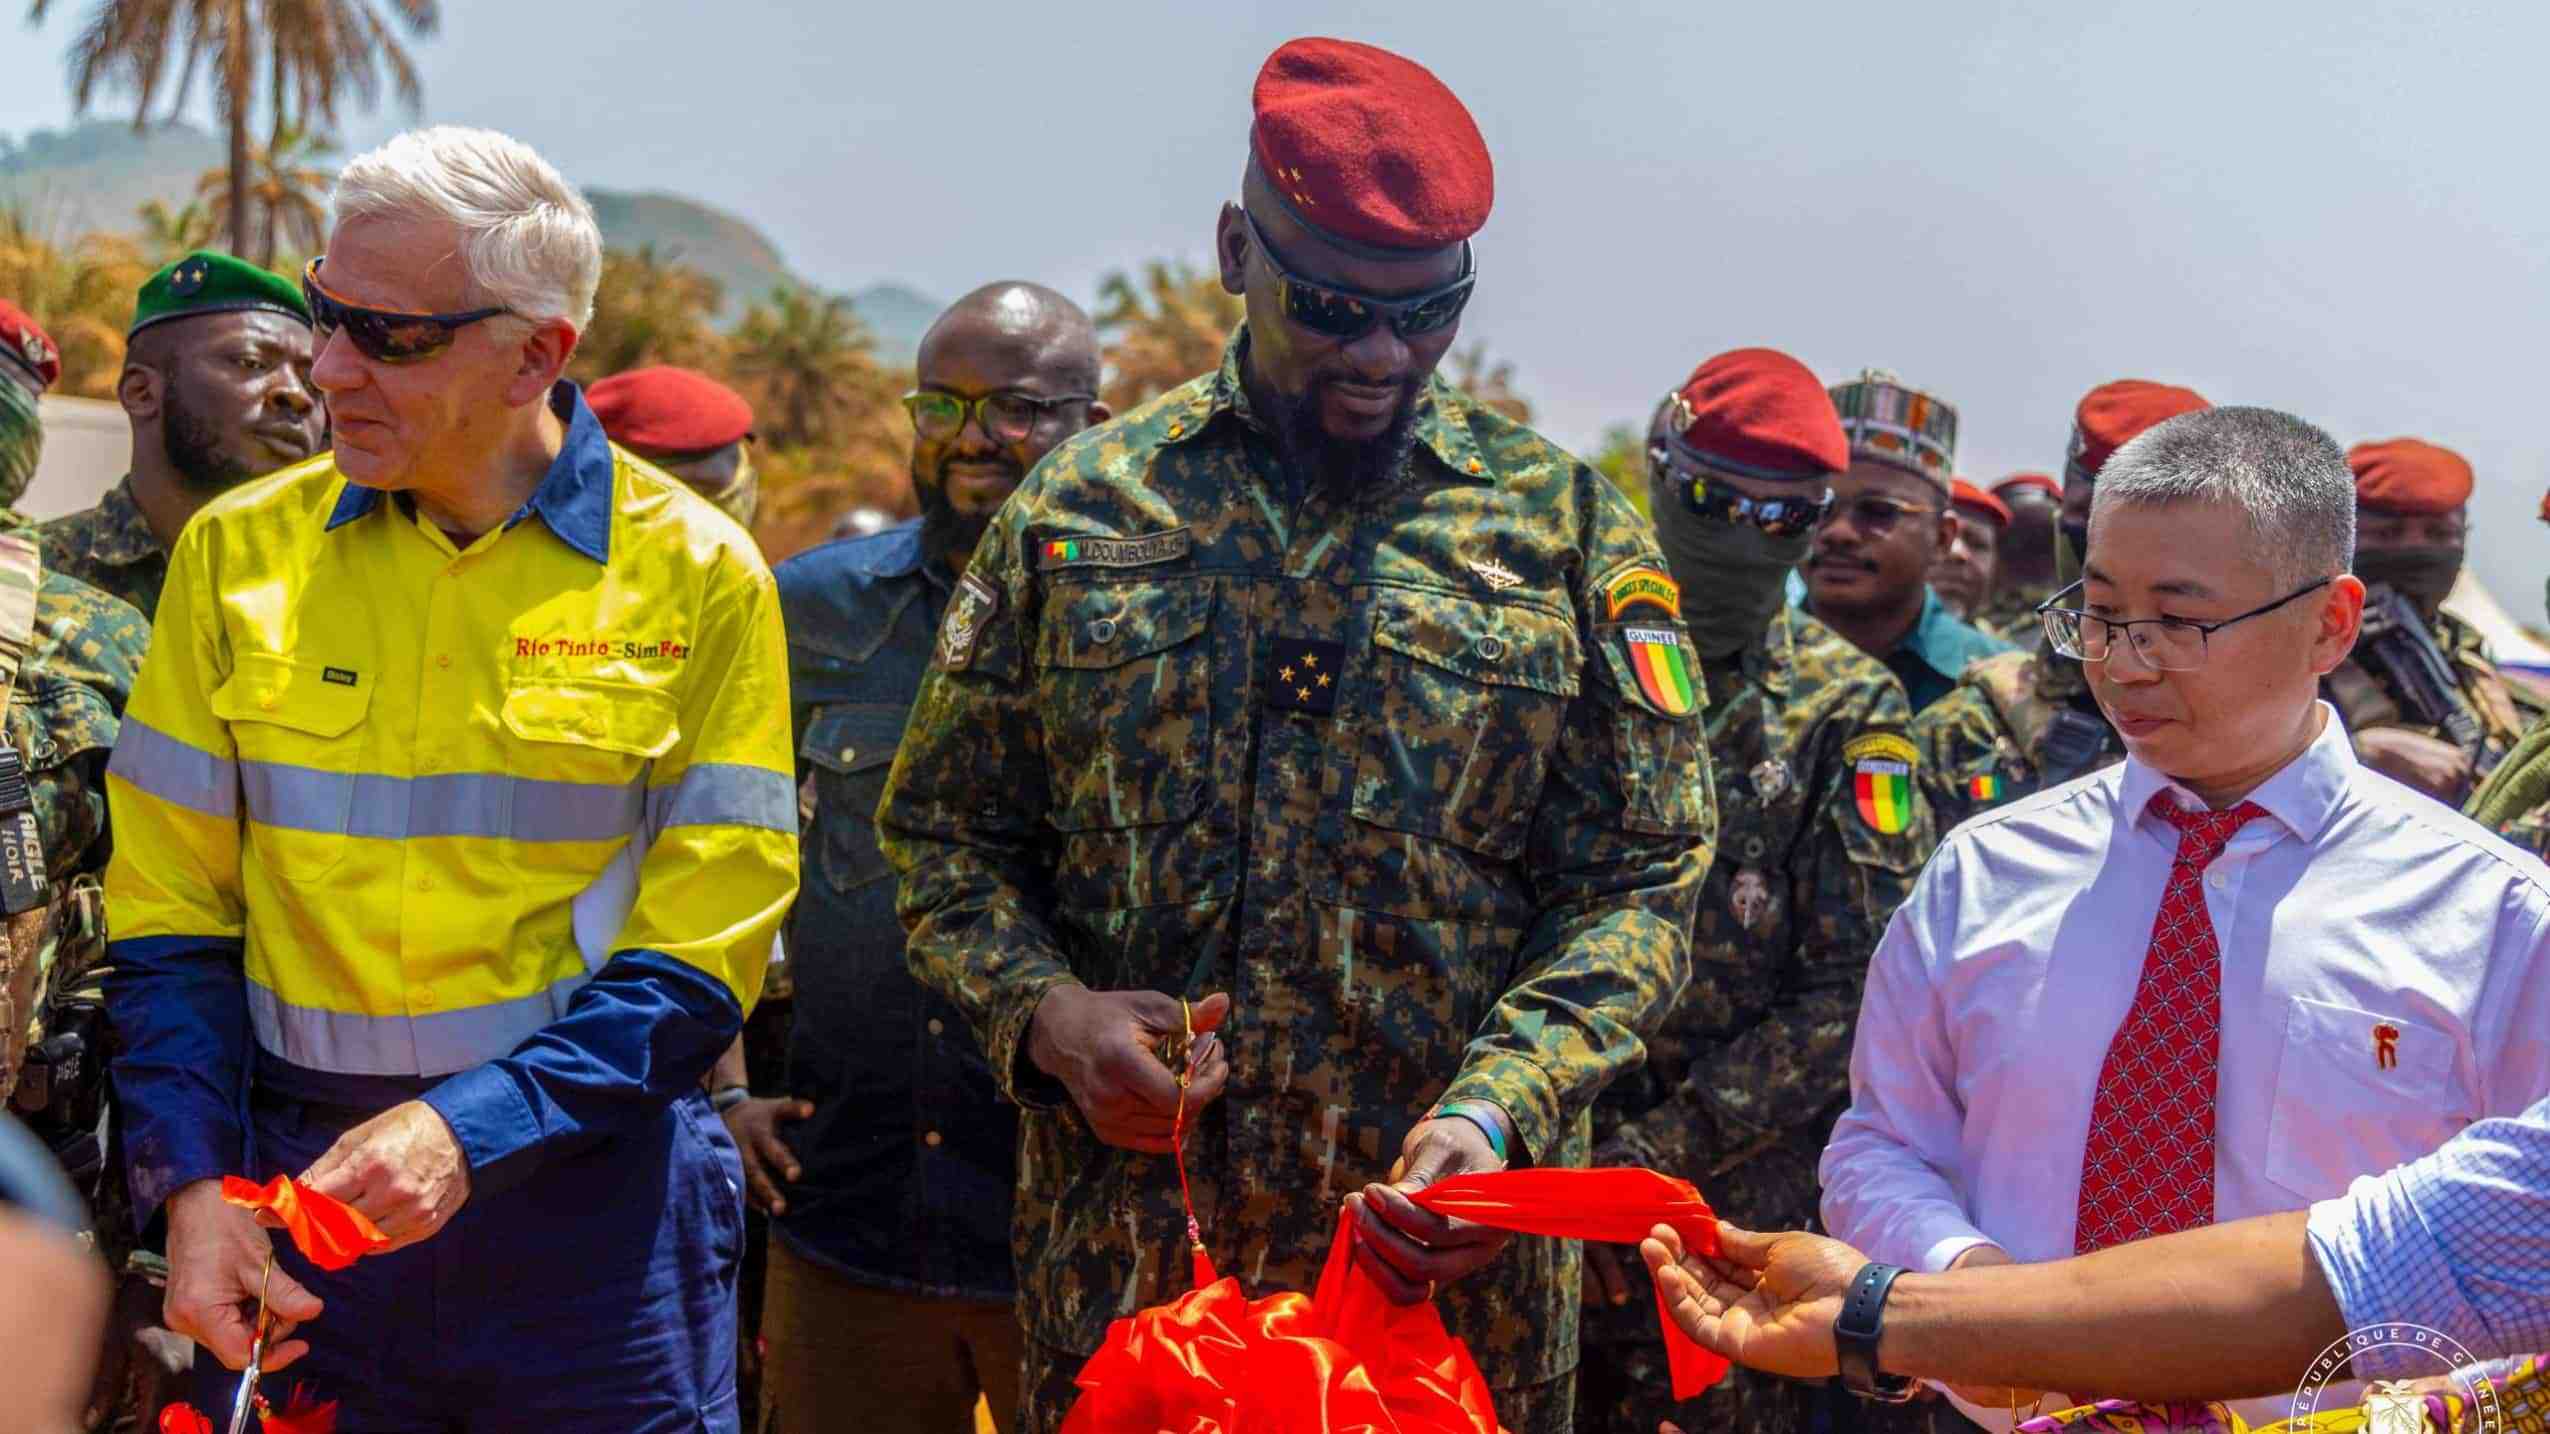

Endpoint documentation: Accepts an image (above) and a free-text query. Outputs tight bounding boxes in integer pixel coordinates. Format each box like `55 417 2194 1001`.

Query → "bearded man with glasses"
878 38 1711 1433
1815 405 2550 1433
103 126 797 1430
1577 349 1933 1434
1798 371 2011 715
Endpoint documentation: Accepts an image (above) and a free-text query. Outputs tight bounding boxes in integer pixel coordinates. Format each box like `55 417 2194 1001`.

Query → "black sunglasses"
302 256 514 365
1240 209 1476 342
1651 440 1833 537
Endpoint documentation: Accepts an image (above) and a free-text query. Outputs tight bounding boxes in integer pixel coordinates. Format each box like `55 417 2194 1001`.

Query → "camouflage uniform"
1969 579 2052 643
2327 603 2544 790
878 328 1715 1434
1913 638 2125 833
1578 608 1932 1434
0 509 148 1226
38 475 169 620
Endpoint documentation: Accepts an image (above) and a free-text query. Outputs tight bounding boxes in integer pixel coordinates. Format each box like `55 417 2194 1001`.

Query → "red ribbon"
1060 1166 1726 1431
160 1407 215 1434
220 1174 391 1272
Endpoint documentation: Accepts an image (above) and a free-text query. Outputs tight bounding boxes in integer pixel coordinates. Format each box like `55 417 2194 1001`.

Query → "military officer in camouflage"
1968 473 2062 638
38 250 320 618
1578 350 1931 1434
0 298 159 1428
2328 438 2542 807
878 39 1712 1434
1914 380 2210 831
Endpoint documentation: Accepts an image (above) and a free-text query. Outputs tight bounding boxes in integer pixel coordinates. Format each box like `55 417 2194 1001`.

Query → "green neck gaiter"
0 378 41 511
2354 545 2464 618
1653 497 1815 659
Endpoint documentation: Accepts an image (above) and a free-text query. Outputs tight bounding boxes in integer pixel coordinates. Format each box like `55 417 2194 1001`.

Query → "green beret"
129 250 312 338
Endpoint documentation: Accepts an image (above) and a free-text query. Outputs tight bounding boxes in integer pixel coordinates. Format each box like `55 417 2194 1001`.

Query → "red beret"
2066 380 2209 485
587 367 754 453
2349 438 2473 516
1950 478 2012 528
0 299 61 391
1662 347 1848 480
1992 471 2061 501
1252 38 1493 251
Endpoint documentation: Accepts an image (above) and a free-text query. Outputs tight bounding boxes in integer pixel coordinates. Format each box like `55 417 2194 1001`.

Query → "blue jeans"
191 1080 745 1432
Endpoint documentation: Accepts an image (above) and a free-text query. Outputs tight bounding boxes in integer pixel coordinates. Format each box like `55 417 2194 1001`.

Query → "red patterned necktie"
2073 796 2266 1254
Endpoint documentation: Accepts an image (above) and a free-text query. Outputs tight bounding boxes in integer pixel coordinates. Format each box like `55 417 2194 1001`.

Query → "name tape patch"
1037 528 1191 571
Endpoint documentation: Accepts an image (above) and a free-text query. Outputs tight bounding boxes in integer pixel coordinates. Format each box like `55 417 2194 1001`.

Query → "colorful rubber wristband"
1432 1100 1509 1163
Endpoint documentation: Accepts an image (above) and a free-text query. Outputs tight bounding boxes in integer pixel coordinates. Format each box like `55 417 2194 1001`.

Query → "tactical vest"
1969 649 2123 789
0 530 51 1103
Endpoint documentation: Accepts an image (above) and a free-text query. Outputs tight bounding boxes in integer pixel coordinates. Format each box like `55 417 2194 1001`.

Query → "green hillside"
2 120 936 355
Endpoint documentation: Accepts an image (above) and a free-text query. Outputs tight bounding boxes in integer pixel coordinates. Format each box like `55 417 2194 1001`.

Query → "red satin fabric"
220 1174 391 1272
1060 1167 1725 1432
160 1407 215 1434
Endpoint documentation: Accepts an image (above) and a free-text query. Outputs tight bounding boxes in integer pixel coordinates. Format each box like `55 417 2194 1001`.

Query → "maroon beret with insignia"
1252 37 1494 251
0 299 61 392
2067 380 2209 486
1992 471 2061 501
587 366 755 453
1664 347 1849 480
2349 438 2473 516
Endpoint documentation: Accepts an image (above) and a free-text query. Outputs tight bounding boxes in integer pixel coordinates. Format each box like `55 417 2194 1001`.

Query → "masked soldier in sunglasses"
39 251 323 621
878 39 1711 1434
1914 380 2209 832
1799 372 2011 716
1578 350 1931 1434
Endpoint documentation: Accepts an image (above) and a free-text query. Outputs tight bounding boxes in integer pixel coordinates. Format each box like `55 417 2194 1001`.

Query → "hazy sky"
10 0 2547 602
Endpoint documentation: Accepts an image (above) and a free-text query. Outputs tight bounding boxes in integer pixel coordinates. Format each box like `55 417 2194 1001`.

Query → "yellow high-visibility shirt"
105 383 796 1207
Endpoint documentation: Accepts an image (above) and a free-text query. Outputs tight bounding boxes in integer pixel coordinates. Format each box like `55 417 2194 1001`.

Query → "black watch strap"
1835 1261 1917 1402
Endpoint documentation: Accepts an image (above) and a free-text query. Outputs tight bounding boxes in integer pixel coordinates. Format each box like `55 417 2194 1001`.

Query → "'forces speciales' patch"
1844 732 1917 834
1604 566 1682 621
937 572 999 670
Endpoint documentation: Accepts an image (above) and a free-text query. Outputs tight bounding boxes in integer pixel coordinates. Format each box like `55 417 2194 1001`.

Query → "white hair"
332 125 602 330
2092 406 2355 588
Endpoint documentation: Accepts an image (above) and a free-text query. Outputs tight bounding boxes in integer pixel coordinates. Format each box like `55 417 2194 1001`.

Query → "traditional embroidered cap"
2066 380 2208 487
587 366 756 453
1828 368 1957 492
0 299 60 391
1992 471 2061 502
1661 347 1848 480
2349 438 2473 516
1950 478 2012 528
129 250 312 338
1251 38 1494 251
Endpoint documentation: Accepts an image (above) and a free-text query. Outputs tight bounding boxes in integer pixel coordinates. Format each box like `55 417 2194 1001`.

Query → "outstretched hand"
1640 1220 1865 1380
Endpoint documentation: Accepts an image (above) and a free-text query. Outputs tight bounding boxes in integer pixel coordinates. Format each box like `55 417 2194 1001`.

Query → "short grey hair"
333 126 602 330
2090 406 2355 588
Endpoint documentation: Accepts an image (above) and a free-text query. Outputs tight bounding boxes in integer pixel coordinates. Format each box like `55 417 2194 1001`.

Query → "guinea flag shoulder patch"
1845 732 1917 834
1619 625 1699 716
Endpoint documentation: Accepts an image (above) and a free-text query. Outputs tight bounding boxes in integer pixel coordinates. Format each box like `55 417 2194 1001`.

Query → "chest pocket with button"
1352 589 1579 861
500 679 681 812
800 703 910 893
1035 580 1216 832
210 651 374 880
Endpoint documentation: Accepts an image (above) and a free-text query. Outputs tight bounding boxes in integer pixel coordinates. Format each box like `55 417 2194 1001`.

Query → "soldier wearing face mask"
1578 348 1932 1434
2328 438 2540 806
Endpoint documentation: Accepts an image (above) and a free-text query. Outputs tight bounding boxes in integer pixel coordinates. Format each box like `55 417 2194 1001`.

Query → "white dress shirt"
1821 706 2550 1428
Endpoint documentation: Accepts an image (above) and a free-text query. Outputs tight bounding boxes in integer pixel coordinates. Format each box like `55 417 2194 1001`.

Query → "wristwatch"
708 1085 752 1113
1835 1261 1917 1402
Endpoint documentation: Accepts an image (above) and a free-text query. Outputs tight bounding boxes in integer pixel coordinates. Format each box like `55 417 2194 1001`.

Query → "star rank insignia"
170 258 209 296
1267 636 1344 716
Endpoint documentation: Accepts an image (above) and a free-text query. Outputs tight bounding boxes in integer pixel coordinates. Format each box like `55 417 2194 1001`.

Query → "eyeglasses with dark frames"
1240 208 1476 342
901 389 1096 445
2038 576 2335 671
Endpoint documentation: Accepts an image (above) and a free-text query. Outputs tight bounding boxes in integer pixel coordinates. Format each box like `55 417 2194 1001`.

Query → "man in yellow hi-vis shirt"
102 126 796 1432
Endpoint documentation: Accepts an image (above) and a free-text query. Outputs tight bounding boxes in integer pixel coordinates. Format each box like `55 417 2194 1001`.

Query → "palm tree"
194 120 332 264
135 195 218 260
570 246 729 384
1094 259 1242 412
31 0 438 257
728 284 882 451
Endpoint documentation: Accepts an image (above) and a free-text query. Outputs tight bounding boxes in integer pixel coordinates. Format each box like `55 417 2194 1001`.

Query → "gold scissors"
226 1251 275 1434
